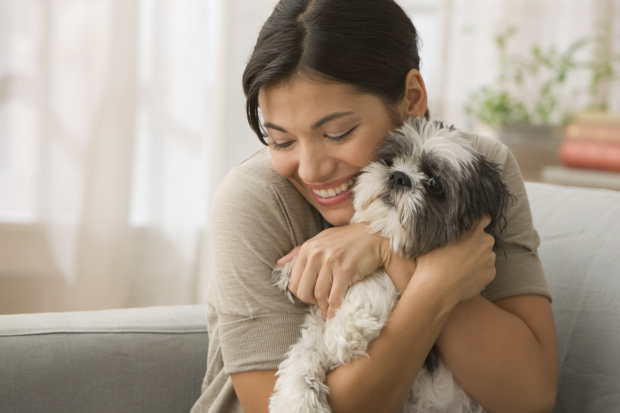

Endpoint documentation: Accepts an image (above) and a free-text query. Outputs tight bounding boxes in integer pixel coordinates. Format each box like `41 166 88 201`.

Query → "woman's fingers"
294 254 321 305
480 213 492 229
326 274 348 320
277 246 301 266
466 214 491 237
288 252 307 299
286 244 353 319
412 212 499 305
282 222 397 312
314 266 333 320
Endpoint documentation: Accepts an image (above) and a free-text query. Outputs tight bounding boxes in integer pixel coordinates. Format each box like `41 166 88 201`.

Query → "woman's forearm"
324 274 458 413
435 295 557 413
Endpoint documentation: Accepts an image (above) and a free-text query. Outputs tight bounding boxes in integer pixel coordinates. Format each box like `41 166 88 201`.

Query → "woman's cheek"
340 134 382 168
269 151 295 179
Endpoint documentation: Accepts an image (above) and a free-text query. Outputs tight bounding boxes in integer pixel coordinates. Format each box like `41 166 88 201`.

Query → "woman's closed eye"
270 139 294 150
270 125 359 150
326 125 358 143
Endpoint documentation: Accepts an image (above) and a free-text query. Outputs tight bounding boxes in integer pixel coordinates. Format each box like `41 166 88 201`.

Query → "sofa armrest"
0 305 209 413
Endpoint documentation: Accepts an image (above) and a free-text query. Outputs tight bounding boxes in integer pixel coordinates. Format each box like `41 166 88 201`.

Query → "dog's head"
351 116 515 258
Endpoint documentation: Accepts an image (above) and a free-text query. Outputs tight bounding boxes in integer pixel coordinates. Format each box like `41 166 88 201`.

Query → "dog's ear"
469 154 517 243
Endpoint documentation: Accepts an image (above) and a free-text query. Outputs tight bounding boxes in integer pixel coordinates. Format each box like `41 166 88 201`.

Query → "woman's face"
258 74 425 226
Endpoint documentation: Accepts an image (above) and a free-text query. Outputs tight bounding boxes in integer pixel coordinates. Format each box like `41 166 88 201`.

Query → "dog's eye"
426 178 444 194
382 158 394 168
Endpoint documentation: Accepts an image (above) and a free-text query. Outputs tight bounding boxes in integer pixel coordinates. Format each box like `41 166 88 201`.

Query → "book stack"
542 112 620 191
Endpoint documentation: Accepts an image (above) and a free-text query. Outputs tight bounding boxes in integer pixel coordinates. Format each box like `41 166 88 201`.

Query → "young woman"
190 1 558 412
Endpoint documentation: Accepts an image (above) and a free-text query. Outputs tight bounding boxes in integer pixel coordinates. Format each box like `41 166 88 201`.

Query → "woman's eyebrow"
311 111 354 130
263 122 287 133
263 111 355 133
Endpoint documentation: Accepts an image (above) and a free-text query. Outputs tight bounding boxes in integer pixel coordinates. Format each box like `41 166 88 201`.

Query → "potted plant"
464 24 620 180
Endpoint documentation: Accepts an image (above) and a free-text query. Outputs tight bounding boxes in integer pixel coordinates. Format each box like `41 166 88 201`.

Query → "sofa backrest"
526 182 620 413
0 305 209 413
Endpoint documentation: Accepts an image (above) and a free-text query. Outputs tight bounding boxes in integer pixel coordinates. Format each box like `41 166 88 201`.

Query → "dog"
269 116 515 413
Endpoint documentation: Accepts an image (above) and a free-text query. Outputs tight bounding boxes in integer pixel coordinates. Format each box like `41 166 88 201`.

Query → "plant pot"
498 124 565 182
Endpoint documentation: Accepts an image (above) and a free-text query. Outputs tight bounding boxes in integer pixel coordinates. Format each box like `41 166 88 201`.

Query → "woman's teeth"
312 179 354 198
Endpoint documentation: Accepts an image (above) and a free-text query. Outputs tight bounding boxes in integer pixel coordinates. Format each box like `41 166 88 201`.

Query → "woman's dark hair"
242 0 430 145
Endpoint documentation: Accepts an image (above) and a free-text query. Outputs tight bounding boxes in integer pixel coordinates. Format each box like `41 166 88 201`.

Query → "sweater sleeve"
476 138 553 303
207 166 309 375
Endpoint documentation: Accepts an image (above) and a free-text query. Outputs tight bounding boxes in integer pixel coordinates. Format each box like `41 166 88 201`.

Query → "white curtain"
0 0 259 313
0 0 617 314
403 0 620 131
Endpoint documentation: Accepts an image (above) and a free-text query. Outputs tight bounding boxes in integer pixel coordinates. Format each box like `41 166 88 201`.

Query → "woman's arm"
232 216 496 413
231 277 455 413
433 141 558 413
435 294 558 413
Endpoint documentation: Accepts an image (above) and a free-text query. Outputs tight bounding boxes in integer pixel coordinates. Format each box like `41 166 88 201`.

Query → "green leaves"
465 87 529 126
465 24 618 128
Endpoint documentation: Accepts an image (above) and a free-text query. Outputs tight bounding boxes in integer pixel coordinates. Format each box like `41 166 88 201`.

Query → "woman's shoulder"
215 147 303 209
211 147 328 247
236 147 281 178
458 130 511 170
458 129 527 195
227 147 293 192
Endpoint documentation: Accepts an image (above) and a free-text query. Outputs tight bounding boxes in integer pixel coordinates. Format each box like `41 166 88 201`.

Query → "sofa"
1 182 619 413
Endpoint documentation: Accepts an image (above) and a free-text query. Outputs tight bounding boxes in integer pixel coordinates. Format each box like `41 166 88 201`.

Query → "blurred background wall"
0 0 618 314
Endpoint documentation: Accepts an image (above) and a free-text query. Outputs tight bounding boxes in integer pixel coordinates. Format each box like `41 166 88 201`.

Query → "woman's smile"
305 174 357 207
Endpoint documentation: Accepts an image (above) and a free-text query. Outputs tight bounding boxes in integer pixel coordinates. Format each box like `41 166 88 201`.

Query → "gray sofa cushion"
526 182 620 412
0 305 209 413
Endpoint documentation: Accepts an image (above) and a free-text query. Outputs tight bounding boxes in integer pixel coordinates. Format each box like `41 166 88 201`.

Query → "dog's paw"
272 258 302 304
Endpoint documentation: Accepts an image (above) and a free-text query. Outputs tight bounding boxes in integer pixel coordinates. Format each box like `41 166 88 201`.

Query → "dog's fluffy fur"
269 117 514 413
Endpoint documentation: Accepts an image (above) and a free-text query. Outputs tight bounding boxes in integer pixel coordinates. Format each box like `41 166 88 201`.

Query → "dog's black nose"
387 171 412 190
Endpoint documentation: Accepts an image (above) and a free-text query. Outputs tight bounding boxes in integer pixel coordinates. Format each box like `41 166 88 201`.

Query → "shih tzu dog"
269 116 515 413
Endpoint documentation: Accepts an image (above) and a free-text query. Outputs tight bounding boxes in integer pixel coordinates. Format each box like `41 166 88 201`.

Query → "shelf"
541 166 620 191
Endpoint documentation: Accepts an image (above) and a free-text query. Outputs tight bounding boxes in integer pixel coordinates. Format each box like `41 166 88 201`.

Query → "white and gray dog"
269 116 514 413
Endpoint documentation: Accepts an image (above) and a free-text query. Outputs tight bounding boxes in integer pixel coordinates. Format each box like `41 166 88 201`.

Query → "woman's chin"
318 205 355 227
298 182 356 226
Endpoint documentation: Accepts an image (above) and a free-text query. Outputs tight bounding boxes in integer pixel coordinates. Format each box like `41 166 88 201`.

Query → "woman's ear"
399 69 428 119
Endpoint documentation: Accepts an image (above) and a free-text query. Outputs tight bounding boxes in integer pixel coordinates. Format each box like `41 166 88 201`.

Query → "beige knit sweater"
190 132 552 413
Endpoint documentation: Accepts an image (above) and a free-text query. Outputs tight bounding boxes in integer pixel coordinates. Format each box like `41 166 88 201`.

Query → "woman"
190 1 558 412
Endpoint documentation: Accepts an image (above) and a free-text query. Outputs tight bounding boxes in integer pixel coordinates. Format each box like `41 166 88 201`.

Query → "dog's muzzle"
387 171 412 190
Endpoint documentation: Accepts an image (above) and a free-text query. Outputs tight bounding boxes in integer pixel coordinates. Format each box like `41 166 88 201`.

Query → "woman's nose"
297 142 335 184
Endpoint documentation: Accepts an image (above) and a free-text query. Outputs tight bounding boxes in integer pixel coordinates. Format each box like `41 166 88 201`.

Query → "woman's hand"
278 214 495 320
278 222 395 320
411 214 497 307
